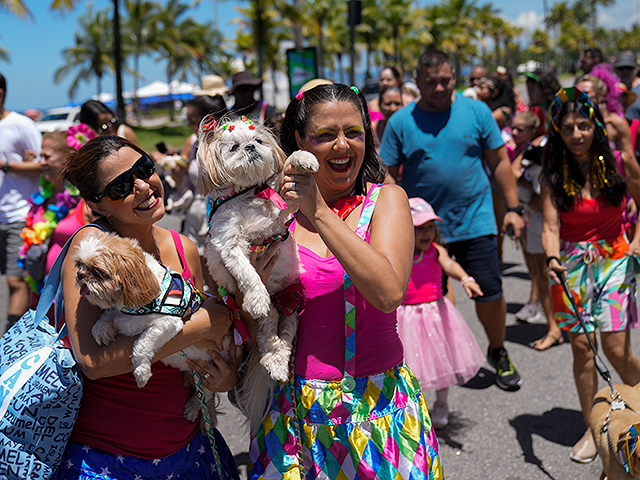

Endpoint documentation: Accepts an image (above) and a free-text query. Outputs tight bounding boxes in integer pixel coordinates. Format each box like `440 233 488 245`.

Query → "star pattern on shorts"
116 454 125 463
100 467 111 476
134 475 143 480
153 458 162 466
198 445 205 455
166 474 175 480
81 445 91 453
66 459 74 469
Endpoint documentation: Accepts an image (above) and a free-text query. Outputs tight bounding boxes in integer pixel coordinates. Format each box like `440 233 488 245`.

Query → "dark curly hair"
279 83 387 195
526 68 562 109
541 87 625 212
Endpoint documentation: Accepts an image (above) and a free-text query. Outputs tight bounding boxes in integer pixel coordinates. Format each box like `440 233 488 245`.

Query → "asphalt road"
0 216 632 480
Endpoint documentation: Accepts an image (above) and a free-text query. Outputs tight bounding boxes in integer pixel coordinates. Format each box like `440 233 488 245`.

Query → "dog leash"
557 267 638 473
176 349 225 479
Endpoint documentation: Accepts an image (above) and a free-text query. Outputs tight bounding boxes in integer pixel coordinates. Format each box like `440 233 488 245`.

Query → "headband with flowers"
66 123 96 151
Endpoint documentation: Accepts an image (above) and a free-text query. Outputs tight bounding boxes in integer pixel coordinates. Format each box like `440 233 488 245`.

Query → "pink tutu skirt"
397 298 485 391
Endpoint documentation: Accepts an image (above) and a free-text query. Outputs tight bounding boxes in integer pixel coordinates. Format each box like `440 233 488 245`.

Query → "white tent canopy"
124 80 198 99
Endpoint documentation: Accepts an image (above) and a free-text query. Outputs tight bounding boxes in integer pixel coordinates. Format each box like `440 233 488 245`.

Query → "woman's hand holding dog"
188 343 239 392
195 297 233 350
281 163 327 220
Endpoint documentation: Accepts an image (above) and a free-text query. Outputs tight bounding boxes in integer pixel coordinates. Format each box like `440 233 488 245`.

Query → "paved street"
0 219 634 479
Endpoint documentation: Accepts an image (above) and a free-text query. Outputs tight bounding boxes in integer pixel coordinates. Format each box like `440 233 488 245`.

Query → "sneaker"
430 401 449 429
488 347 523 391
515 300 544 323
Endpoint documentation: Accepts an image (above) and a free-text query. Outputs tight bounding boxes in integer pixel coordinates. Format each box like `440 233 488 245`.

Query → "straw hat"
195 75 228 96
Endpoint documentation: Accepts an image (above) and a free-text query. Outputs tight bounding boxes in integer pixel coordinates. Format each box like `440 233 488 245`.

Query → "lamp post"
348 0 362 86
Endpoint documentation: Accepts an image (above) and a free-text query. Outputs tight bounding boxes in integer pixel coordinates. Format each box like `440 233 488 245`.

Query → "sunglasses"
100 117 118 132
90 154 156 202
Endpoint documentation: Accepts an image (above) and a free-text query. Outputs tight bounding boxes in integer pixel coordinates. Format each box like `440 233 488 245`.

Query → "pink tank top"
403 244 443 304
71 229 199 458
294 187 404 380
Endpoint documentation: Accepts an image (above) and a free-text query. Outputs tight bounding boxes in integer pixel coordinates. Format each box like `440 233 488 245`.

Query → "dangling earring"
562 151 580 197
591 154 609 190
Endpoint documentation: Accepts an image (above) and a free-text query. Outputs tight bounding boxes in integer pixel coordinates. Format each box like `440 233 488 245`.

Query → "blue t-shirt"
380 94 504 242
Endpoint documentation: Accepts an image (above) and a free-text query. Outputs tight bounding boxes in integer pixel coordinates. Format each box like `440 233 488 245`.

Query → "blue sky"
1 0 638 112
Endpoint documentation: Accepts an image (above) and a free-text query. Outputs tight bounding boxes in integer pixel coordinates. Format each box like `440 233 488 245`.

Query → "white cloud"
598 0 640 29
511 10 545 34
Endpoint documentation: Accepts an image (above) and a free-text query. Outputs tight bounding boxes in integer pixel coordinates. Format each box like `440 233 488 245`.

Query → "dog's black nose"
245 144 256 152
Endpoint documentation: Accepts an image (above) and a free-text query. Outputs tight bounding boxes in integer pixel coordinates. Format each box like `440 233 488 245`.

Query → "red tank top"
559 196 625 242
71 230 199 458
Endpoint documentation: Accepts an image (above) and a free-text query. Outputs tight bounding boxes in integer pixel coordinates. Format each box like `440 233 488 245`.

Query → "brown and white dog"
73 230 218 423
591 384 640 479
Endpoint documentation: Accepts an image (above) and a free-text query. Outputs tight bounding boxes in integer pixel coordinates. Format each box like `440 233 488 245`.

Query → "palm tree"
53 4 116 99
152 0 193 120
123 0 160 121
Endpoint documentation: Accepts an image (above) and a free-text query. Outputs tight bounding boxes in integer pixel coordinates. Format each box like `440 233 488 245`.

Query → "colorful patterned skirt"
248 363 443 480
550 234 640 333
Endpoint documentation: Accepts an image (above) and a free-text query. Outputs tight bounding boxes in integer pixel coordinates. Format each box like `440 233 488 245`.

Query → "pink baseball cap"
409 197 443 226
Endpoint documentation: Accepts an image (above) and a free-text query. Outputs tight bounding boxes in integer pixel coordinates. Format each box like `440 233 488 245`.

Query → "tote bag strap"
34 223 109 334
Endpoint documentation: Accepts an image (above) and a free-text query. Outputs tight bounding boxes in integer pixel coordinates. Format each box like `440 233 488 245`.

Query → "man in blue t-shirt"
380 50 525 392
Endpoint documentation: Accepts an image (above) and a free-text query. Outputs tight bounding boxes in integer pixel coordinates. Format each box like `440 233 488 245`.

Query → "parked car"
36 106 81 133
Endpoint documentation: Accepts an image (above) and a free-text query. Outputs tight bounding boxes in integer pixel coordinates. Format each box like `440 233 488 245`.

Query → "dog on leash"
196 115 318 429
591 383 640 479
73 230 218 423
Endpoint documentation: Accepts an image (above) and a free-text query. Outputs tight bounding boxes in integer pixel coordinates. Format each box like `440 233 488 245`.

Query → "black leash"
557 272 613 387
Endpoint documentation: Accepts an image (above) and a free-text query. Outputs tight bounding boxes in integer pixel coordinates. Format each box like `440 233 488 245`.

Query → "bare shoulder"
375 183 409 205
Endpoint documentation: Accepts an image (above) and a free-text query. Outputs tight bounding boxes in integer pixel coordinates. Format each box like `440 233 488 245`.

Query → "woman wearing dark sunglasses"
80 99 139 146
52 136 244 480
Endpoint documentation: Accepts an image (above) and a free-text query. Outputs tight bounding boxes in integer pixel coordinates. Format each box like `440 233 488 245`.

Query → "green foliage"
131 124 192 153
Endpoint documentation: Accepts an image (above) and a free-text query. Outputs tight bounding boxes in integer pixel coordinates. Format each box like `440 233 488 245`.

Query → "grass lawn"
132 125 192 154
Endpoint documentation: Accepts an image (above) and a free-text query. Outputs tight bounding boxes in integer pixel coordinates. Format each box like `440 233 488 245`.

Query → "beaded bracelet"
461 276 476 286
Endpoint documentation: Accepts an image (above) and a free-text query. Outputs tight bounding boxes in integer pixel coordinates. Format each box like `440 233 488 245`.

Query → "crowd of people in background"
3 43 640 478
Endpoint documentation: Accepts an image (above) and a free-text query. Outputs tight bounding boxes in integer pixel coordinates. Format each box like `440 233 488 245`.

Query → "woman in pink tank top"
246 84 443 479
53 137 239 479
541 87 640 464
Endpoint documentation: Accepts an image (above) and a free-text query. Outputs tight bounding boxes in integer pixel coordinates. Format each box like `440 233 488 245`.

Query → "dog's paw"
183 395 200 422
133 362 152 388
91 320 117 345
260 344 292 382
288 151 319 172
242 289 272 319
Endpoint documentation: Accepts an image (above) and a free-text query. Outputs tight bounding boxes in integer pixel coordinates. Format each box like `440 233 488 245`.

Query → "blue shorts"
447 235 503 303
51 430 239 480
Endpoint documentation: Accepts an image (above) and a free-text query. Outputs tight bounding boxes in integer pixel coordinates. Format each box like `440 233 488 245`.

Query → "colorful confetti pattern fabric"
248 363 443 479
551 234 640 332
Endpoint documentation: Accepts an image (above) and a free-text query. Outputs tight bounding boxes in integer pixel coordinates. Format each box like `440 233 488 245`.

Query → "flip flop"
530 332 564 351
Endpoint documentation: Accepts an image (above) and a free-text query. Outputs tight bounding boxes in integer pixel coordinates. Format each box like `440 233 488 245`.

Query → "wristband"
1 162 9 173
461 276 476 286
545 256 561 267
505 205 525 216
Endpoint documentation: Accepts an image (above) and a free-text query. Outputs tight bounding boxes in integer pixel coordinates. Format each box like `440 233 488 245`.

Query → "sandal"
530 331 564 351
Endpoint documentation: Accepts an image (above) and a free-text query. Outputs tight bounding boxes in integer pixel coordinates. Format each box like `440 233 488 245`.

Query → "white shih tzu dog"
73 230 217 422
197 116 318 429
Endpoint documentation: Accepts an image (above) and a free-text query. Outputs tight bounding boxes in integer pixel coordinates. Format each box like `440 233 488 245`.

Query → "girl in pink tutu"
398 197 486 429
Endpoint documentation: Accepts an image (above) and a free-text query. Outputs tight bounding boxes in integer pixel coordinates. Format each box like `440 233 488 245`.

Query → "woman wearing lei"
18 125 97 300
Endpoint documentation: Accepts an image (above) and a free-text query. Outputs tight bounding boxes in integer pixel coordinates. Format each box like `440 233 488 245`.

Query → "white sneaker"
430 401 449 429
515 300 544 323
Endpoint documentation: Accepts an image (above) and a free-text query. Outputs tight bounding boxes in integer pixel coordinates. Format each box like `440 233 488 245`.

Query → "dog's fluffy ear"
112 238 161 308
264 131 287 173
197 129 231 193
